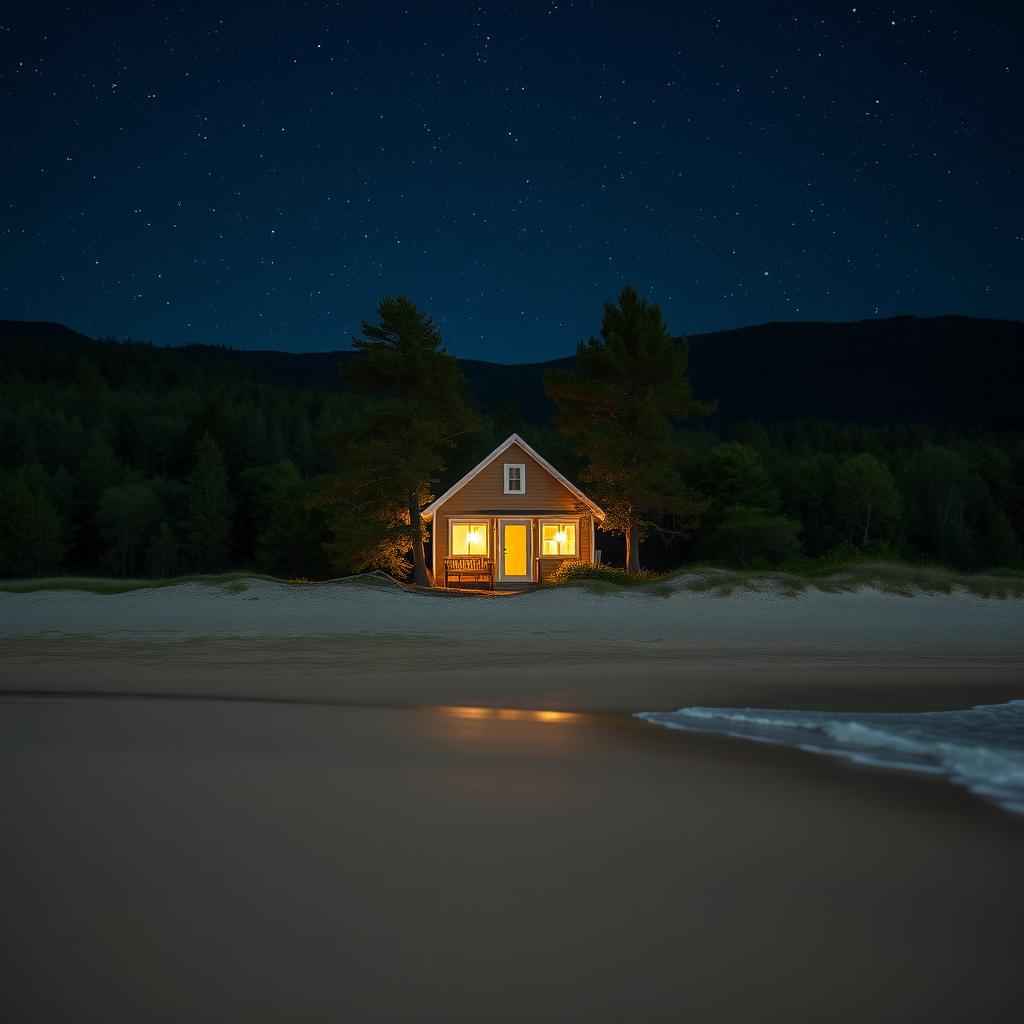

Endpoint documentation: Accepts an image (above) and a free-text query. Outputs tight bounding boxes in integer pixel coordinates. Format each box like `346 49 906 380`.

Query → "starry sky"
2 3 1021 361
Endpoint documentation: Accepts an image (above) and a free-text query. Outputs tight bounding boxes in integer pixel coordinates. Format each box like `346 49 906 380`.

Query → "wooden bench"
444 555 494 590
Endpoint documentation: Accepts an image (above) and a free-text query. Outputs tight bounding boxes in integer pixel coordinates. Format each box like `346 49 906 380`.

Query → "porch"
435 513 587 590
439 553 555 592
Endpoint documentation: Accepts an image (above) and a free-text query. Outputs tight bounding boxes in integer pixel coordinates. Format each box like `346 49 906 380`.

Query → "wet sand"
3 632 1023 716
1 694 1022 1023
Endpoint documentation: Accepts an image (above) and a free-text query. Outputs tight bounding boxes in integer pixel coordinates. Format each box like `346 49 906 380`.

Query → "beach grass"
546 559 1024 599
0 571 283 595
806 563 1024 599
3 562 1023 599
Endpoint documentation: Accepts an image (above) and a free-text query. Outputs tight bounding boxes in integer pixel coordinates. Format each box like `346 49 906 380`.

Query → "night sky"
3 3 1021 361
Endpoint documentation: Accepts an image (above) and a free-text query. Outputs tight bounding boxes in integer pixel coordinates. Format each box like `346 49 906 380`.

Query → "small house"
422 434 606 588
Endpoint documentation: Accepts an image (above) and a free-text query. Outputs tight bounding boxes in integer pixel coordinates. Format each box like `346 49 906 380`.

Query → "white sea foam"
637 700 1024 816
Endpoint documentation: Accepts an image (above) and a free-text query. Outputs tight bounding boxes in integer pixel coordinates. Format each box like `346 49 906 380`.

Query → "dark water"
638 700 1024 816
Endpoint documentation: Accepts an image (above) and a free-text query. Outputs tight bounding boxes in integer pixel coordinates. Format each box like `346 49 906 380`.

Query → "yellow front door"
500 520 532 582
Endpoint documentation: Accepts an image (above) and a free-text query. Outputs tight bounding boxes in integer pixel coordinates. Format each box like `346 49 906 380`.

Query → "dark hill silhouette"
0 320 99 348
1 314 1021 430
687 315 1024 431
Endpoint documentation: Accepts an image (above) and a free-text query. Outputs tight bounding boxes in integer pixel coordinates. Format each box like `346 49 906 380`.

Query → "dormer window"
504 463 525 494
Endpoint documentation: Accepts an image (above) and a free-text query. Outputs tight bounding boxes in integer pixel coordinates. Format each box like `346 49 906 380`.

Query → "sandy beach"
2 579 1023 1021
2 576 1023 711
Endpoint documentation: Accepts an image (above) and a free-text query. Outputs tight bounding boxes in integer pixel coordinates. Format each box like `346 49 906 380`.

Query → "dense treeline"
0 336 349 579
0 333 1021 578
672 420 1024 571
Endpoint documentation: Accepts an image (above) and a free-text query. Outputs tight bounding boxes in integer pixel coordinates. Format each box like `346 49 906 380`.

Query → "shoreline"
5 688 1024 821
3 640 1022 714
5 685 1024 824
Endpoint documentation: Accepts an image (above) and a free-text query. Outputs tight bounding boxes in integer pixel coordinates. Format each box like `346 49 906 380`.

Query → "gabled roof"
421 433 605 521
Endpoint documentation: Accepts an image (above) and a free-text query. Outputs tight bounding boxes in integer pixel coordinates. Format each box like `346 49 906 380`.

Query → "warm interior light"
542 522 577 556
453 523 487 556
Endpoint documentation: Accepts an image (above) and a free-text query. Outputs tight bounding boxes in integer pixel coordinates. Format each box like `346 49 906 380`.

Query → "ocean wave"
636 700 1024 816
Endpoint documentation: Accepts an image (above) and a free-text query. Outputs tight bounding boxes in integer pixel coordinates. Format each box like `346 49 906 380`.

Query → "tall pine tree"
545 285 713 572
0 470 65 578
183 432 233 571
316 296 480 585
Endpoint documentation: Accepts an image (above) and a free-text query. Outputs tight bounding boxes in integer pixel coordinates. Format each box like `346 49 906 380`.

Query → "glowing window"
450 521 489 556
542 521 577 556
504 463 525 494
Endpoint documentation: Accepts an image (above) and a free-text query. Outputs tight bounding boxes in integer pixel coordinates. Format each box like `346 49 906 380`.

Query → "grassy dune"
676 564 1024 599
0 571 283 595
2 562 1023 599
549 560 1024 599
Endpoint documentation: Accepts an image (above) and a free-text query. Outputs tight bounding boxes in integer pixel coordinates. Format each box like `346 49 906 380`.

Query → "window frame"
503 463 526 494
539 517 580 558
448 517 492 558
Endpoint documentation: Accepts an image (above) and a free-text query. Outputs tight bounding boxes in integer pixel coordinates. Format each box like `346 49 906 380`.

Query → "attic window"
504 463 525 494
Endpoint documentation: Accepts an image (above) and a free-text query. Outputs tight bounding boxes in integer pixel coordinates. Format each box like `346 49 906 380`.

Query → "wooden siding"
441 442 580 516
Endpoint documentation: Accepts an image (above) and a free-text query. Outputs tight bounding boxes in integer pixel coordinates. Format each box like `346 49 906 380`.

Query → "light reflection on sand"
419 705 584 725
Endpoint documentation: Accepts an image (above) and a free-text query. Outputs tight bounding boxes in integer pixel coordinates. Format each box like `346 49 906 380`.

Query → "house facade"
421 434 605 587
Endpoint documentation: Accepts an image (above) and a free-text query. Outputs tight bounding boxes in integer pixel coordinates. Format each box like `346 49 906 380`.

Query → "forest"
1 318 1022 580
